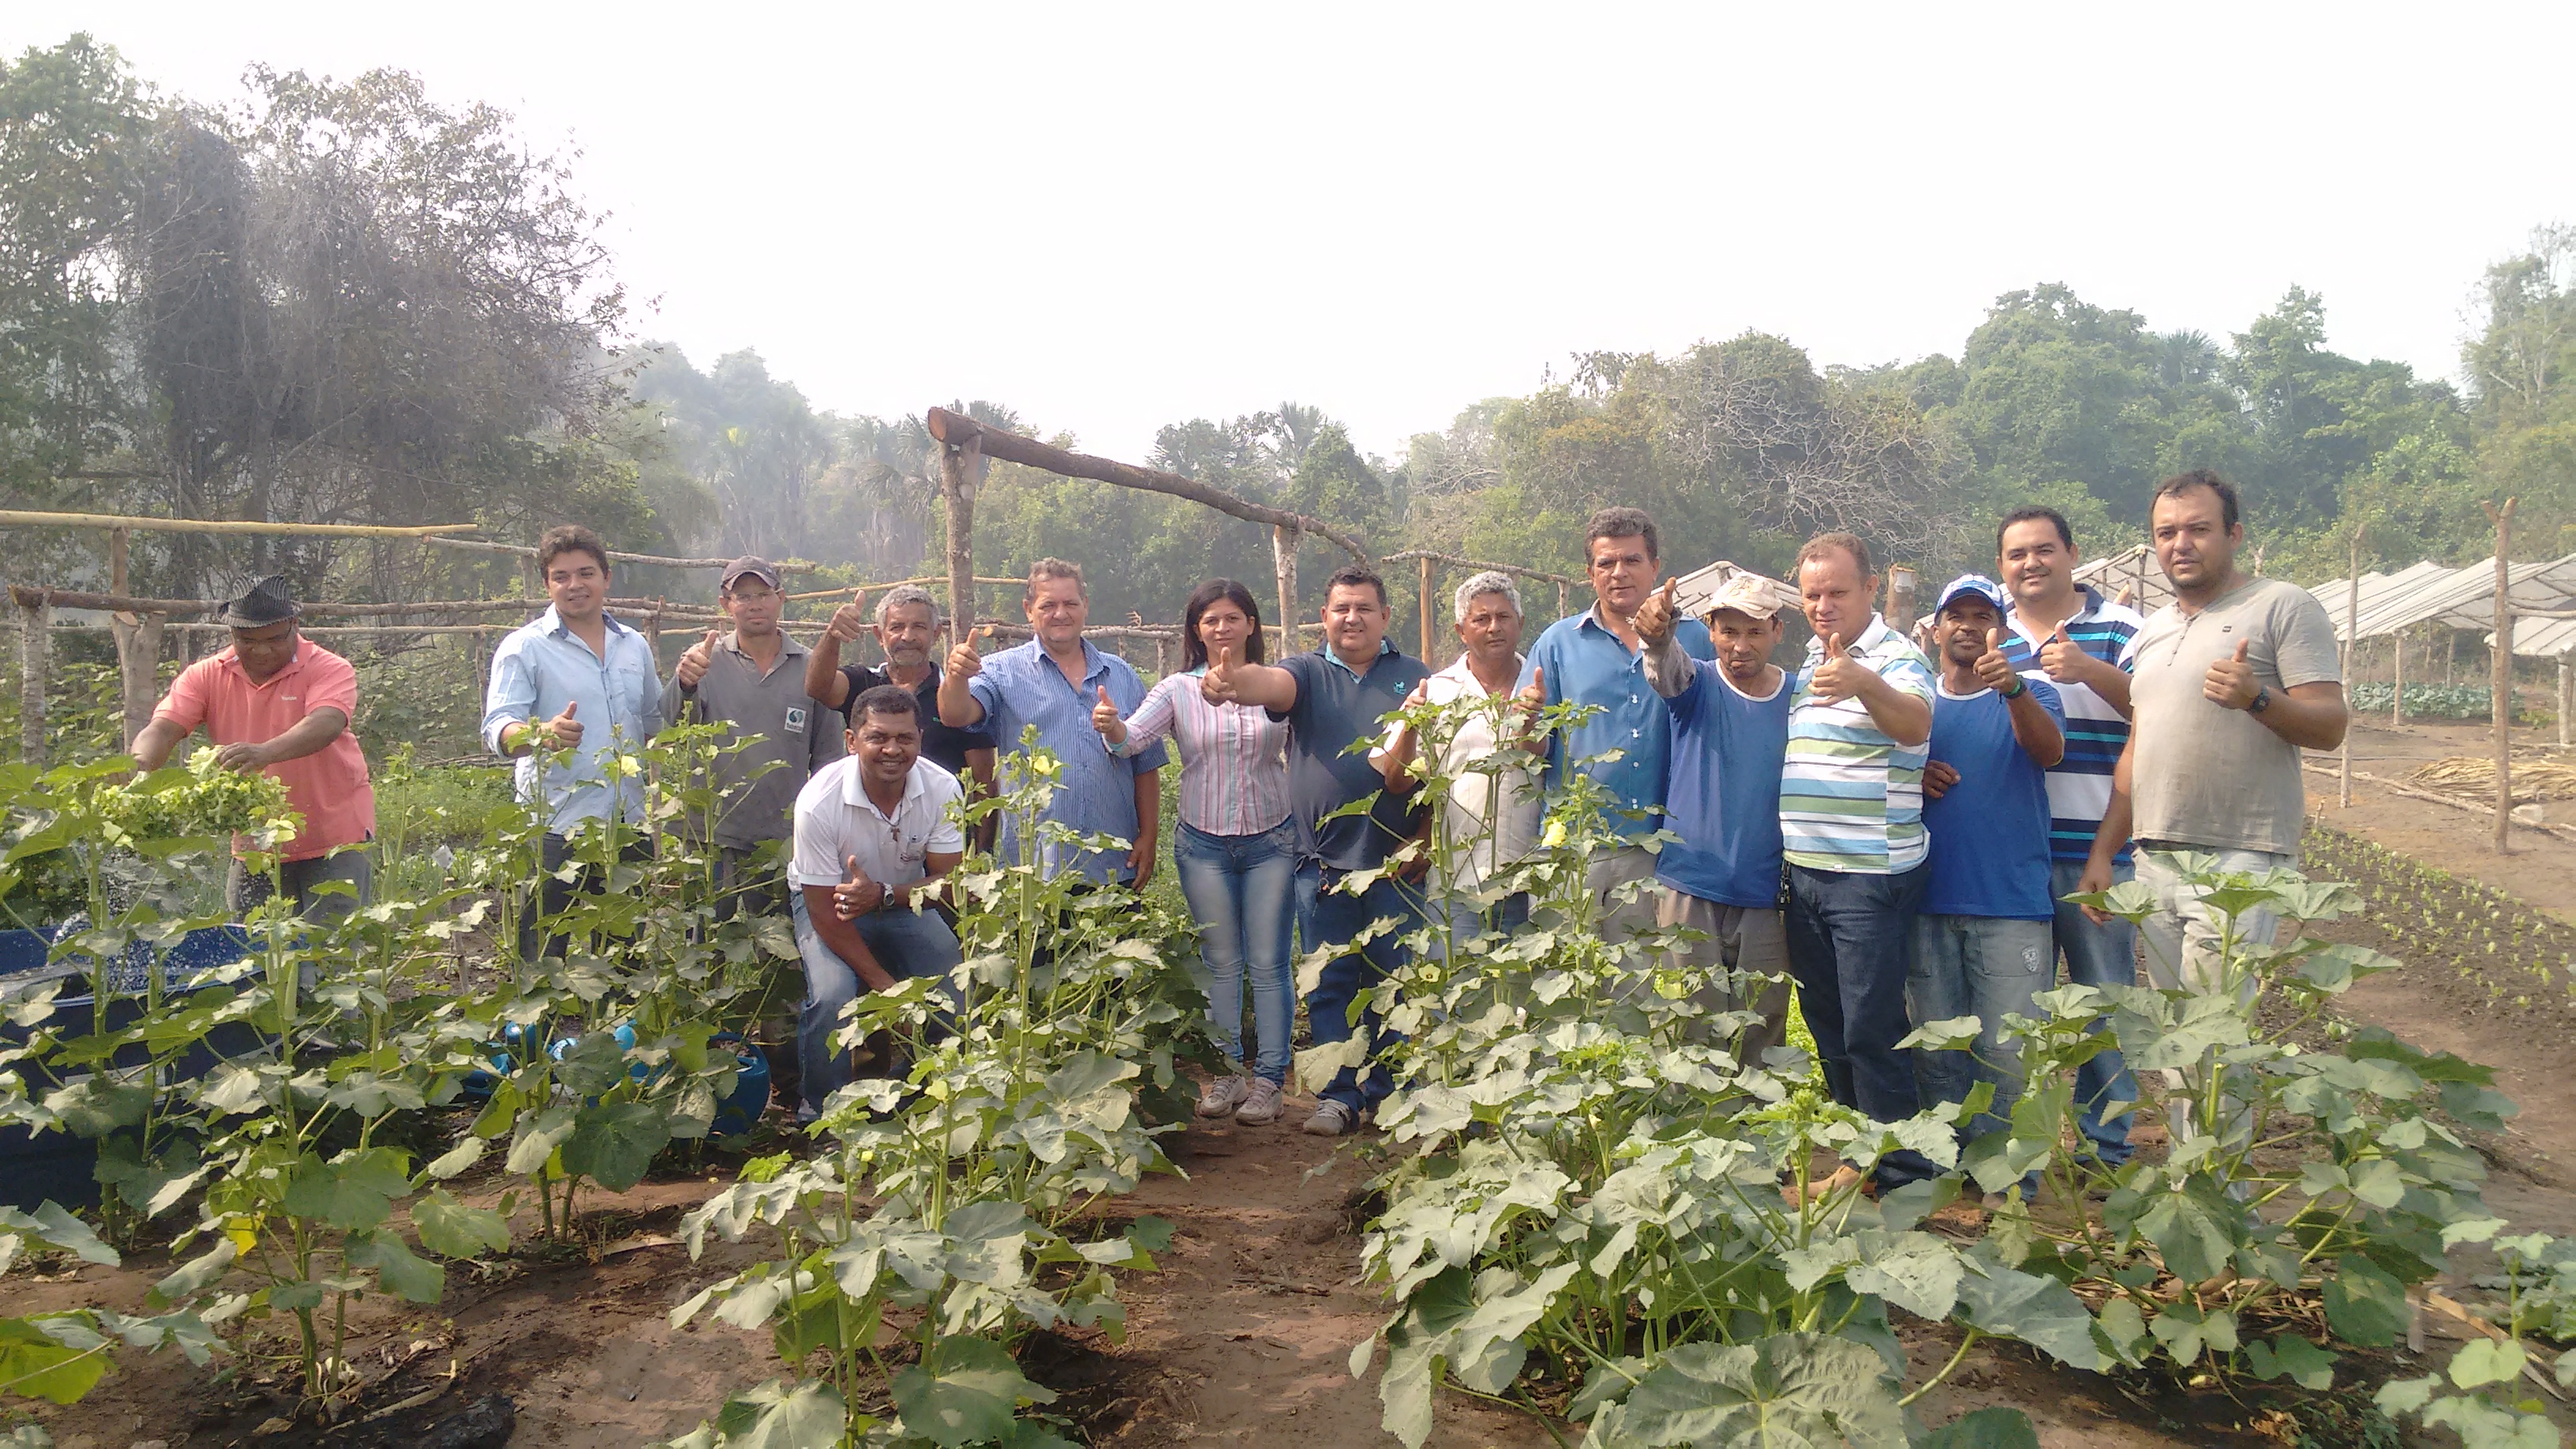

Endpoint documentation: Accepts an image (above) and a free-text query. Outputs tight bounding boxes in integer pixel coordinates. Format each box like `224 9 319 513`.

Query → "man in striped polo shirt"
1993 505 2147 1166
1780 531 1938 1198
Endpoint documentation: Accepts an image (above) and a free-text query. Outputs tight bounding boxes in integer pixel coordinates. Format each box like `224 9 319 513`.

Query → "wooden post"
2392 628 2403 726
1271 523 1299 661
2559 653 2571 750
2485 500 2517 854
17 596 49 768
1555 581 1569 624
105 527 159 747
1418 554 1435 664
938 435 984 647
2341 525 2361 809
1154 635 1171 680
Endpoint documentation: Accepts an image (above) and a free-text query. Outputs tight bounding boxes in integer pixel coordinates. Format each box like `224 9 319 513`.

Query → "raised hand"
1807 633 1865 703
211 740 275 773
824 587 871 643
1923 759 1960 800
1634 578 1680 647
1200 639 1242 703
1972 627 2020 694
541 698 583 749
675 628 721 689
947 623 992 680
1091 683 1127 743
2037 621 2087 682
1514 664 1547 718
833 852 884 919
2203 638 2260 710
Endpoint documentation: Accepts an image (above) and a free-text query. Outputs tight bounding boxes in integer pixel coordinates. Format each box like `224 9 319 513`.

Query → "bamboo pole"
2560 654 2571 750
2342 525 2361 809
18 596 50 768
0 509 477 539
2392 628 2403 726
2486 500 2517 854
938 435 983 648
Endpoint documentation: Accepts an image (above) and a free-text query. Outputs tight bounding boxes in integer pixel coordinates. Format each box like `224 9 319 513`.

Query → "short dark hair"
1997 505 2073 552
1181 578 1265 671
848 684 920 728
1795 531 1874 579
1323 564 1387 610
1584 506 1659 564
536 524 609 577
2153 470 2240 532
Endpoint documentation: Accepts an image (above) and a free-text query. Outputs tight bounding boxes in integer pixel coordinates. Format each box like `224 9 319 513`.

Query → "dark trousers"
1295 859 1417 1114
521 831 654 962
227 846 373 923
1786 860 1938 1188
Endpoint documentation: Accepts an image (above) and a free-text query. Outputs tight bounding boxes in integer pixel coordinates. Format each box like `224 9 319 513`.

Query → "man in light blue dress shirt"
1518 507 1716 945
481 524 664 958
936 558 1166 887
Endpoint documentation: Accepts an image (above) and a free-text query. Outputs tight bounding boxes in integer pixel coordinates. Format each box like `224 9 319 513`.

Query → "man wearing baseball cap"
131 575 376 923
1632 571 1796 1065
666 557 844 918
1912 574 2065 1204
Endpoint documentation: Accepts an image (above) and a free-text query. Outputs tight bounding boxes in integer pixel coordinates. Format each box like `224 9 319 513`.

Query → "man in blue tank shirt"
1913 575 2065 1199
1635 573 1796 1066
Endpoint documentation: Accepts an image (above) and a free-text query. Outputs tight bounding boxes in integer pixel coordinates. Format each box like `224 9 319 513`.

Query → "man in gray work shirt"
668 556 845 916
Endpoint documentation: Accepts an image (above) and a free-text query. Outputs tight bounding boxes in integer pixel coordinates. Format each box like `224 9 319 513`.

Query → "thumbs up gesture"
824 588 871 643
1807 632 1865 703
2037 621 2090 683
1091 683 1129 743
947 623 991 680
1200 639 1243 703
676 628 721 689
833 852 885 919
1971 626 2020 694
1634 578 1680 647
2203 637 2262 710
541 698 583 749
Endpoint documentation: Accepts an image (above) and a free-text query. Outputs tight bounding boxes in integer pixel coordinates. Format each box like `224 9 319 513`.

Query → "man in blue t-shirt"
1913 575 2065 1189
1213 564 1429 1137
1636 573 1795 1065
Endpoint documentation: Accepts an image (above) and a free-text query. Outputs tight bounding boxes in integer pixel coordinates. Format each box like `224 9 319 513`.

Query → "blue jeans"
2051 857 2139 1166
1908 914 2053 1144
1296 859 1419 1114
1174 820 1299 1084
1786 862 1937 1188
791 890 963 1114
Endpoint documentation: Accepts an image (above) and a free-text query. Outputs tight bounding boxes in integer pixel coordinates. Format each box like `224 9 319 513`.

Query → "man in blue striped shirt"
1994 506 2145 1167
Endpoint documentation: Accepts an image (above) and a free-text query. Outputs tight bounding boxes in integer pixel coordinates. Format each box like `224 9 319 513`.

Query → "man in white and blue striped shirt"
1779 532 1939 1198
1995 505 2146 1166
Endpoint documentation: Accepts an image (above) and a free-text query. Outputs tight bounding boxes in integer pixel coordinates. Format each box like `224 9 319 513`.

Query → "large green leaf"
414 1189 511 1259
1608 1333 1906 1448
890 1335 1054 1449
504 1103 575 1174
2322 1255 2409 1348
0 1316 108 1404
2245 1335 2338 1391
1953 1264 2101 1371
560 1100 671 1193
281 1151 403 1232
346 1230 446 1304
709 1376 853 1449
1843 1230 1964 1321
2133 1182 2240 1284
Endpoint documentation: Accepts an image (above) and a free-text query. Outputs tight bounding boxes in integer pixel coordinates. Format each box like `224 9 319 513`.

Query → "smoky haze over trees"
4 33 2574 633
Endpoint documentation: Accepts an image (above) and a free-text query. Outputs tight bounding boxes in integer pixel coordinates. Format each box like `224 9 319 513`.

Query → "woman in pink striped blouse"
1091 579 1296 1125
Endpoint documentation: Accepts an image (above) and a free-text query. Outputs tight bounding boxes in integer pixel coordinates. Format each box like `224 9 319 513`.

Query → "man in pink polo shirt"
131 575 376 920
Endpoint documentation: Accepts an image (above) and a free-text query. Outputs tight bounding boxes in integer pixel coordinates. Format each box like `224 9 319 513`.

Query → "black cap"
218 575 301 628
720 556 782 590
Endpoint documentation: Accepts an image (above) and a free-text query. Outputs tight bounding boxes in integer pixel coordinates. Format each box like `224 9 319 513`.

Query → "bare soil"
16 726 2576 1448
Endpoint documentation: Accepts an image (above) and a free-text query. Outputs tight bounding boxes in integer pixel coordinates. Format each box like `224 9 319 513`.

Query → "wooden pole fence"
0 510 477 540
417 534 821 574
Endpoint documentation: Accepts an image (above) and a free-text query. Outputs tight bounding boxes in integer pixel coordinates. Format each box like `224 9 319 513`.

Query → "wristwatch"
2248 686 2273 713
2001 678 2027 699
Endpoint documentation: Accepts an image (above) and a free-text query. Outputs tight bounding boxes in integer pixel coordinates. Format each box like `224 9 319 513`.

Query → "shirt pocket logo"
785 706 809 732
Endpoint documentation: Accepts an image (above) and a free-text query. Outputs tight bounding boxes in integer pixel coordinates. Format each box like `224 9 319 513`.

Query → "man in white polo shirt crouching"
789 683 966 1119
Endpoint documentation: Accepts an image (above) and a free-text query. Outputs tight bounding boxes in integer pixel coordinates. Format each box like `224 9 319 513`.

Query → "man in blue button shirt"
936 559 1165 887
1517 507 1715 945
1913 575 2065 1199
481 524 665 960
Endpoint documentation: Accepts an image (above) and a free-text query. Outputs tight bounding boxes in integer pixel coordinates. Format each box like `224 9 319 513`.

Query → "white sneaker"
1303 1099 1360 1136
1234 1078 1284 1125
1196 1073 1252 1118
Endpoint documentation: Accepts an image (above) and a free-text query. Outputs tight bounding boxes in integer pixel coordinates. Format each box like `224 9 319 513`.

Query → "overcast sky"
12 3 2571 464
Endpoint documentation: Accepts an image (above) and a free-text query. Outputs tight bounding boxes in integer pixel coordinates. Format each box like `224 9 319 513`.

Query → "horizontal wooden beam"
1383 549 1579 586
0 509 477 539
925 406 1370 564
417 535 822 573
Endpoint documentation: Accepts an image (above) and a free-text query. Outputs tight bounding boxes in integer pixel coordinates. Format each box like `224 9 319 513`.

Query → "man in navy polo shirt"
1914 575 2064 1195
1992 505 2146 1166
1516 507 1715 945
1211 563 1429 1137
1635 572 1795 1064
